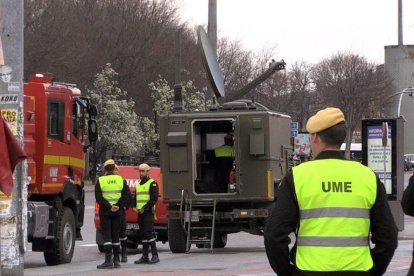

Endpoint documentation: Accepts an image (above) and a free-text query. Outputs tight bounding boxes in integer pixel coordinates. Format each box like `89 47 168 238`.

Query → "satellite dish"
197 26 225 98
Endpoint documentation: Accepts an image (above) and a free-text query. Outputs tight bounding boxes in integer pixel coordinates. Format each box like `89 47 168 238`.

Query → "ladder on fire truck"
180 191 217 253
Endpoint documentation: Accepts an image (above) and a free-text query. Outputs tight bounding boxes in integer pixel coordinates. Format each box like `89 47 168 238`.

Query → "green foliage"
87 63 156 160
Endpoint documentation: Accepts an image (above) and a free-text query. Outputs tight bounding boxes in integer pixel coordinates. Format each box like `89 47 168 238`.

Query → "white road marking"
78 243 97 247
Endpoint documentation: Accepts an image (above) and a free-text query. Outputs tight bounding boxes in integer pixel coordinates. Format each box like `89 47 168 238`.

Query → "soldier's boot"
148 240 160 264
134 242 149 264
113 244 121 268
97 245 113 269
121 240 128 263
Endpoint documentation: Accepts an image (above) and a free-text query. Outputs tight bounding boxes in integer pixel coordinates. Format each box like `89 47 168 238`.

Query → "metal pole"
385 88 414 117
0 0 25 275
208 0 217 57
206 0 217 102
398 0 403 45
173 31 183 112
397 93 404 117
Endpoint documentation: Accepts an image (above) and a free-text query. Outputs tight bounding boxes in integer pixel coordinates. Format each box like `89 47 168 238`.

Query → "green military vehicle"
160 27 292 253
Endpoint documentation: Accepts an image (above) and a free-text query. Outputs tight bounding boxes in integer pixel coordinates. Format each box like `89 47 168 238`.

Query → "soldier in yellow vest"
133 163 160 264
95 159 130 269
264 108 398 275
114 164 132 263
214 133 235 193
401 172 414 274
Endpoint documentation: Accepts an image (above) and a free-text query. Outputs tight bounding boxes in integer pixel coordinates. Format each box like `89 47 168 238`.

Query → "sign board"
291 130 298 137
362 118 404 230
366 124 392 194
291 122 299 130
293 132 312 156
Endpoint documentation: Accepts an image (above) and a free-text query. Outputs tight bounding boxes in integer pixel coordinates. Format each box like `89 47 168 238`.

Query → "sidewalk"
84 183 95 192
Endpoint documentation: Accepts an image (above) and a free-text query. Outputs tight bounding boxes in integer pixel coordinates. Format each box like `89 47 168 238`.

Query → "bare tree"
312 52 391 157
217 37 254 98
286 62 315 130
24 0 203 116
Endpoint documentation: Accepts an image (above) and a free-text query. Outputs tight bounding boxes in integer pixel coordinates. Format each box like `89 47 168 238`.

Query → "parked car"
404 154 414 171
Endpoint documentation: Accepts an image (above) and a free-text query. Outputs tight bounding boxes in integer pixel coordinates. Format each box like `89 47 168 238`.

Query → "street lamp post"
386 87 414 117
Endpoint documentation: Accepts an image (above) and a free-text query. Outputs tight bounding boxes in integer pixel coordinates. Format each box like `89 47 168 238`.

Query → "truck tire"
44 207 76 265
168 219 187 253
213 233 227 248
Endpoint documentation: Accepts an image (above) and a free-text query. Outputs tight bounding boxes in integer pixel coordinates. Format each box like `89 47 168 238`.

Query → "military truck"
160 27 292 253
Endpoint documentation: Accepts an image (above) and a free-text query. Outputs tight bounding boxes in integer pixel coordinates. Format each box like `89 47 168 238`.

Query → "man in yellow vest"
401 172 414 274
95 159 130 269
114 164 131 263
214 133 235 193
264 107 398 275
133 163 160 264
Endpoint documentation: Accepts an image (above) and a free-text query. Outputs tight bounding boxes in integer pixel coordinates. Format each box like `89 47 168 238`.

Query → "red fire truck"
94 165 168 251
23 74 97 265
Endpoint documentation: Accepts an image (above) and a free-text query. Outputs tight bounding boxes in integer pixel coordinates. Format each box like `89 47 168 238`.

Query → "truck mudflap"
168 208 269 220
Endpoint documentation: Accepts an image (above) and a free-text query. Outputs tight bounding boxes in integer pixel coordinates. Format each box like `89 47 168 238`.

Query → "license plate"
126 223 139 230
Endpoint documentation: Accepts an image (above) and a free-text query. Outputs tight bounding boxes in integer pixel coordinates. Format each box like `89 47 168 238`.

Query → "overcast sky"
177 0 414 65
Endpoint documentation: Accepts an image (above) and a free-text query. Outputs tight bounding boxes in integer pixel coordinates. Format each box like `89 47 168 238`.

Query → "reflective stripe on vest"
214 145 234 157
136 178 154 209
292 159 377 272
99 175 124 206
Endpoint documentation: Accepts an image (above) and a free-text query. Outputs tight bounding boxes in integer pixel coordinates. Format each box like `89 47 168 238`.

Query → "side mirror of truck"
88 119 98 142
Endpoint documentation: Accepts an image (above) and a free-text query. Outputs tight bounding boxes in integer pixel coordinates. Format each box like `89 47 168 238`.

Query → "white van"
340 143 362 161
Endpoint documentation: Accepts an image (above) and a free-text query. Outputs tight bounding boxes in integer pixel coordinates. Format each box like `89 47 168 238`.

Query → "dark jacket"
402 174 414 216
264 151 398 276
95 172 130 216
133 176 159 213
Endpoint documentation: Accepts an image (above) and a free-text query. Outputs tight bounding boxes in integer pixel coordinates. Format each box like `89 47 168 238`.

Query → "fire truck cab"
24 74 97 265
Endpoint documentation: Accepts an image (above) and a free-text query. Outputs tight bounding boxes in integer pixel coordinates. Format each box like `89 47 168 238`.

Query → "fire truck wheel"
44 207 76 265
168 219 187 253
213 233 227 248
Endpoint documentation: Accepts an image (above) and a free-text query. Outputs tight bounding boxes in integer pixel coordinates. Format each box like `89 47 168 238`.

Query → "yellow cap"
138 163 151 171
103 159 115 167
306 107 345 134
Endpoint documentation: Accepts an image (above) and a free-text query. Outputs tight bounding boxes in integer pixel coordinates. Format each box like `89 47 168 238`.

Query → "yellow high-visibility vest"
292 159 376 272
214 145 234 157
136 178 154 209
99 174 124 206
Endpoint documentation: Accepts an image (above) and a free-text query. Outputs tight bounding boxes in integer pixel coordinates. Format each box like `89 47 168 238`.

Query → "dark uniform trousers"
100 213 121 253
119 208 127 242
139 211 156 257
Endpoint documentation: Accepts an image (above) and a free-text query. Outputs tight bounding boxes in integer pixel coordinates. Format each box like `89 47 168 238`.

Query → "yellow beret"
103 159 115 167
138 163 151 171
306 107 345 133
